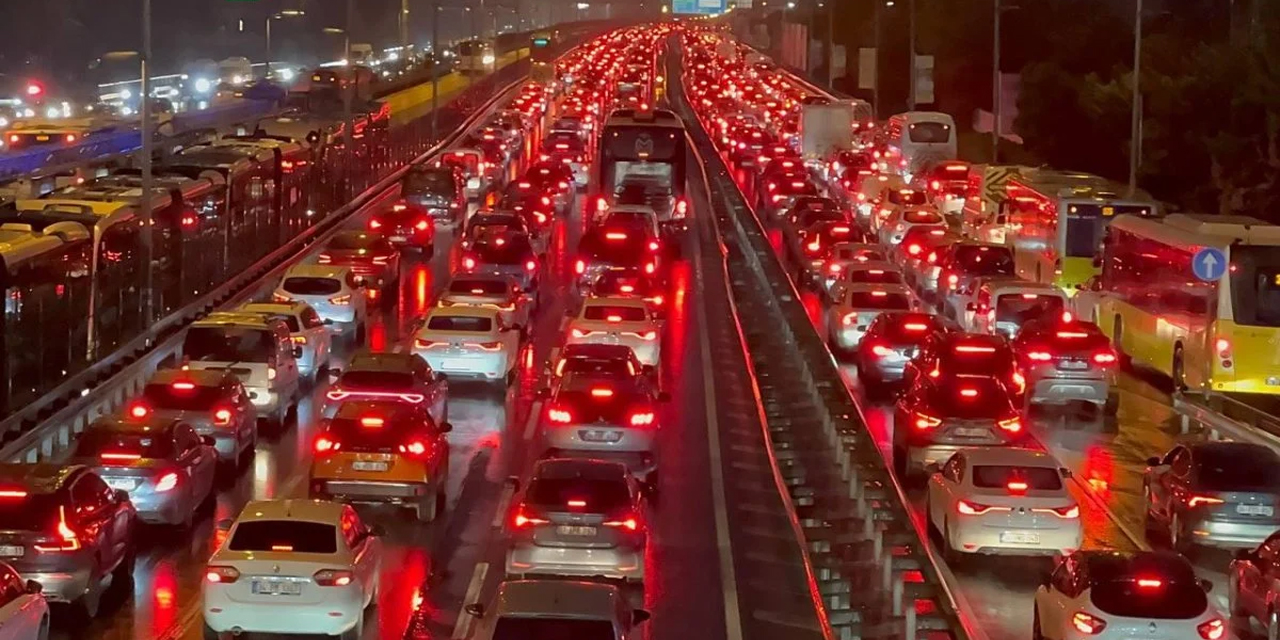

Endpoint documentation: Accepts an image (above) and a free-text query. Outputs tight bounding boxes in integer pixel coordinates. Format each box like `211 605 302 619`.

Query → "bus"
1096 214 1280 396
456 39 497 75
598 108 689 225
883 111 956 181
1002 170 1158 291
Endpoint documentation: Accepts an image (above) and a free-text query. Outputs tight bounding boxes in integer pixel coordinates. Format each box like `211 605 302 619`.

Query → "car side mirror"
24 580 40 595
464 603 485 618
1145 456 1162 467
113 489 130 503
632 609 652 626
535 387 551 399
657 391 672 402
368 524 387 537
505 476 521 493
200 435 216 447
1199 578 1213 593
292 346 304 359
440 421 454 434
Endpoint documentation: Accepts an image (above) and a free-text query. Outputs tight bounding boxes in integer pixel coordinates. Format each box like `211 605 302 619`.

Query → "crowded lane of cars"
677 26 1272 640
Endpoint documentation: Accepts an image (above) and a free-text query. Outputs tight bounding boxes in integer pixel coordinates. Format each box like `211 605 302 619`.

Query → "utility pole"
991 0 1001 163
824 1 833 88
431 0 440 141
401 0 411 50
344 0 355 198
873 0 881 117
141 0 154 323
908 0 916 109
1127 0 1142 196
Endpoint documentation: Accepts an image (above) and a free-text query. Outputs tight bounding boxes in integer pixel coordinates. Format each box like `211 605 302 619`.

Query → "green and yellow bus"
1096 214 1280 395
1001 170 1157 293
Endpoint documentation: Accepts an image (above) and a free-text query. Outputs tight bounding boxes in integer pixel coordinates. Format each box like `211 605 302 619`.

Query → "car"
203 499 384 640
566 297 661 368
965 281 1069 337
438 148 488 199
820 243 888 292
438 275 532 330
790 221 859 283
869 187 929 234
936 243 1017 319
891 374 1025 480
310 401 452 522
367 201 436 254
855 311 951 398
505 458 647 581
587 268 667 319
238 301 334 383
760 176 819 218
903 331 1027 402
401 165 466 227
72 414 218 527
125 368 258 466
539 374 665 487
522 162 576 210
318 231 401 294
498 187 557 230
895 225 953 266
602 204 661 240
542 344 652 394
1143 442 1280 552
574 226 660 292
412 306 522 384
0 464 136 618
273 264 368 340
852 174 907 223
1032 551 1222 640
460 231 541 297
610 176 688 240
1012 317 1119 413
0 561 47 640
540 131 589 186
878 206 946 246
326 352 448 424
926 447 1081 559
825 284 916 354
1228 530 1280 636
1071 275 1105 323
462 211 542 254
462 579 650 640
903 230 962 295
181 312 303 430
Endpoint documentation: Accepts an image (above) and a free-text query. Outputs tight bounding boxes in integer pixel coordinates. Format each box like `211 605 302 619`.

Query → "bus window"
1230 247 1280 327
908 122 951 144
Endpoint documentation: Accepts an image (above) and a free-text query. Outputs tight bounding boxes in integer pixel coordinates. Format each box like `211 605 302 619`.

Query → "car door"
1239 534 1280 619
174 424 215 502
929 453 964 527
273 324 301 396
301 307 330 364
229 382 255 445
69 474 125 572
1154 447 1191 519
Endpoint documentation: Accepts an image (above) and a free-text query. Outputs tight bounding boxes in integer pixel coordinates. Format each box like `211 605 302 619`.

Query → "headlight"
482 54 496 65
193 78 212 93
278 68 295 82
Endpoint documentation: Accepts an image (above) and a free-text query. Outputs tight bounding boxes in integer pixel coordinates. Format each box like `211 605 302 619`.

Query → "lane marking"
523 400 543 442
452 561 490 639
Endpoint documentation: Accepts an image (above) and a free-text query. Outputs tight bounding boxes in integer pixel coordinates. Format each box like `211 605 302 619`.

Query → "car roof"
581 296 649 309
958 446 1058 467
347 351 424 372
843 261 899 272
148 368 229 387
494 580 623 619
533 457 630 482
235 498 346 524
843 283 913 295
285 264 352 279
332 400 421 422
0 463 80 493
239 301 308 317
89 414 181 436
428 305 501 319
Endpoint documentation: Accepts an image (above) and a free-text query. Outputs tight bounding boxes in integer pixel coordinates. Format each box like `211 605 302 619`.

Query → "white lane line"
692 219 745 640
492 481 517 528
452 562 490 639
523 400 543 442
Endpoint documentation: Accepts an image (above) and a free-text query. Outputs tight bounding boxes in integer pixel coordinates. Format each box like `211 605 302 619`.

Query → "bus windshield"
1230 245 1280 327
1065 204 1155 258
600 120 686 197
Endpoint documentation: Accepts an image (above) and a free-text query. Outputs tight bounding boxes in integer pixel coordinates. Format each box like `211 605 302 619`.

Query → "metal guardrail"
1172 392 1280 449
670 49 975 640
0 73 531 466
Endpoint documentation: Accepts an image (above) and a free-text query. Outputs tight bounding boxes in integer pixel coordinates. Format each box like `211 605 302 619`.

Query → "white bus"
884 111 957 182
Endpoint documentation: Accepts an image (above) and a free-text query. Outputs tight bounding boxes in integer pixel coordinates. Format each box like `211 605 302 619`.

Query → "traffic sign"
1192 247 1227 282
982 166 1018 202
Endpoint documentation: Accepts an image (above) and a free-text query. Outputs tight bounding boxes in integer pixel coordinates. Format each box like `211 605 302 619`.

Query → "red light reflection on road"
369 321 388 352
665 262 691 380
1081 443 1115 499
412 265 432 315
377 546 432 638
801 290 823 331
767 228 783 254
148 560 179 637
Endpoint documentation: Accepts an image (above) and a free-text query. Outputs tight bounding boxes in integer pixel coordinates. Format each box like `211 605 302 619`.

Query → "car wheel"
436 483 448 517
416 489 439 523
70 574 102 621
355 323 367 345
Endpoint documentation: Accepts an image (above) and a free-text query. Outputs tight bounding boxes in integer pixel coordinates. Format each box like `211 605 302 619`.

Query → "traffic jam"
0 24 710 640
675 25 1276 640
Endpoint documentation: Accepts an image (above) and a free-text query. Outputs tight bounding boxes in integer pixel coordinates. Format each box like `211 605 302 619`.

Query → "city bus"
456 39 497 75
1095 214 1280 395
598 108 689 224
1002 170 1158 292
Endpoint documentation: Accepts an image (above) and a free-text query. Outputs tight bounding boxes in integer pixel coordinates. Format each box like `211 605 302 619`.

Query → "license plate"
556 525 597 536
35 135 49 141
999 531 1040 544
1238 504 1274 516
105 478 138 491
251 580 302 596
953 427 990 438
441 358 470 370
352 461 389 472
0 546 23 558
579 429 622 442
1058 360 1089 370
389 235 407 243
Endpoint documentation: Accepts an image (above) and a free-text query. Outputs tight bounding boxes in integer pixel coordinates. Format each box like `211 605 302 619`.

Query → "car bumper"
832 327 869 350
192 427 244 462
860 361 908 384
312 479 431 505
203 589 363 635
506 544 644 581
949 521 1082 556
1187 518 1280 549
19 566 92 603
246 386 282 414
1029 378 1112 406
418 351 511 380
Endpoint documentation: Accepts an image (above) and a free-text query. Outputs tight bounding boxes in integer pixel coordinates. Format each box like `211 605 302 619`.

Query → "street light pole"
991 0 1001 163
401 0 411 50
873 1 881 117
141 0 154 323
1127 0 1142 196
432 1 440 141
908 0 916 109
265 17 272 79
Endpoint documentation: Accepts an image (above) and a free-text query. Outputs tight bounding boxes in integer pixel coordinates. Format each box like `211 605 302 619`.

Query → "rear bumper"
311 478 432 504
203 588 363 635
1029 377 1111 406
1187 517 1279 549
949 520 1082 556
18 566 93 603
506 543 644 581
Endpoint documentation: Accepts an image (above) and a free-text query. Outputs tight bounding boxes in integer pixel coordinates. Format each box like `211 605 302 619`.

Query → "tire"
1103 393 1120 416
355 323 367 345
70 573 102 621
416 487 439 523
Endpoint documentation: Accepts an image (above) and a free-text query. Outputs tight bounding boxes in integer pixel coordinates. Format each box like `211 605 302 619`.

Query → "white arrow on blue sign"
1192 247 1228 282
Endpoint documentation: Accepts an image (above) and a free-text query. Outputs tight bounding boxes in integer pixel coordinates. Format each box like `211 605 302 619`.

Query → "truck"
799 100 861 161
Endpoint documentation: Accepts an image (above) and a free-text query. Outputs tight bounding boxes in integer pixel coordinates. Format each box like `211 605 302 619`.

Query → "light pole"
401 0 412 50
266 10 306 80
432 1 441 141
908 0 917 109
1127 0 1142 196
991 0 1002 162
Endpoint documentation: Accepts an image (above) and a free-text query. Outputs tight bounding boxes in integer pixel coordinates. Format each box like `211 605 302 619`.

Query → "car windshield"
328 234 392 252
583 305 647 322
403 170 455 195
942 343 1013 374
228 521 338 554
995 294 1064 325
526 478 631 512
555 388 637 423
283 277 343 296
561 357 634 377
1196 445 1280 491
492 618 616 640
846 269 904 285
142 383 223 411
902 209 943 224
970 466 1063 491
952 246 1015 275
0 493 60 531
183 327 274 363
426 316 494 332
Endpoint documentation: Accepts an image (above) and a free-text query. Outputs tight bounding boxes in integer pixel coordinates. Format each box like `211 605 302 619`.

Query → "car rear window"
887 190 927 206
560 357 634 377
952 246 1014 274
427 316 493 332
594 273 657 297
926 377 1012 418
942 343 1013 374
1196 446 1280 491
845 291 911 310
526 478 631 512
76 430 174 459
328 234 393 253
473 238 533 264
184 327 274 363
554 388 637 423
339 370 415 390
228 521 338 554
1090 579 1207 619
995 294 1064 324
492 618 616 640
873 314 944 343
902 209 943 224
583 305 648 322
0 493 60 531
449 279 509 295
283 277 343 296
143 383 224 411
846 269 904 285
403 170 456 195
971 466 1063 491
579 229 649 261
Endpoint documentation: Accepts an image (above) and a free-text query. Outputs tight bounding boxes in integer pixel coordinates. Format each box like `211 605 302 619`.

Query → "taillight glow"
1071 612 1106 635
1187 495 1224 508
998 417 1023 434
1198 618 1225 640
315 436 339 453
547 408 573 423
1093 351 1117 365
913 412 942 430
155 472 179 493
128 403 150 419
1027 351 1053 362
629 411 656 427
206 566 241 584
101 452 142 462
214 408 234 425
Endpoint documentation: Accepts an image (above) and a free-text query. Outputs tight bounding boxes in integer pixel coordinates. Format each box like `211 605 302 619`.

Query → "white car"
203 499 383 640
412 306 521 384
566 297 661 368
1072 275 1104 323
1032 550 1224 640
825 284 916 354
878 206 947 246
0 562 47 640
603 204 661 239
238 301 334 382
273 264 368 340
926 447 1081 558
965 280 1069 337
464 579 650 640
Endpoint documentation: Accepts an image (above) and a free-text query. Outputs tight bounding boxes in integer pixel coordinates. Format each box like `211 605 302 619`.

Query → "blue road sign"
1192 247 1227 282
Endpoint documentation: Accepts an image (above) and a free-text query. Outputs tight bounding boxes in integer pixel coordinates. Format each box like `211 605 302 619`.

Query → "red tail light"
416 219 430 231
1187 494 1225 508
629 411 656 427
206 566 241 584
213 408 234 426
957 500 1007 516
313 569 355 587
513 504 550 528
414 338 435 349
101 452 142 462
1092 351 1117 365
155 471 180 493
373 254 391 265
1071 612 1107 635
1027 350 1053 362
128 402 150 419
314 436 340 454
907 244 922 256
1198 618 1226 640
399 439 429 456
318 253 332 264
574 259 586 275
547 407 573 423
525 260 538 272
369 219 383 230
1006 480 1028 495
913 412 942 430
998 417 1023 434
34 506 81 552
463 256 476 270
869 342 892 358
603 514 641 531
